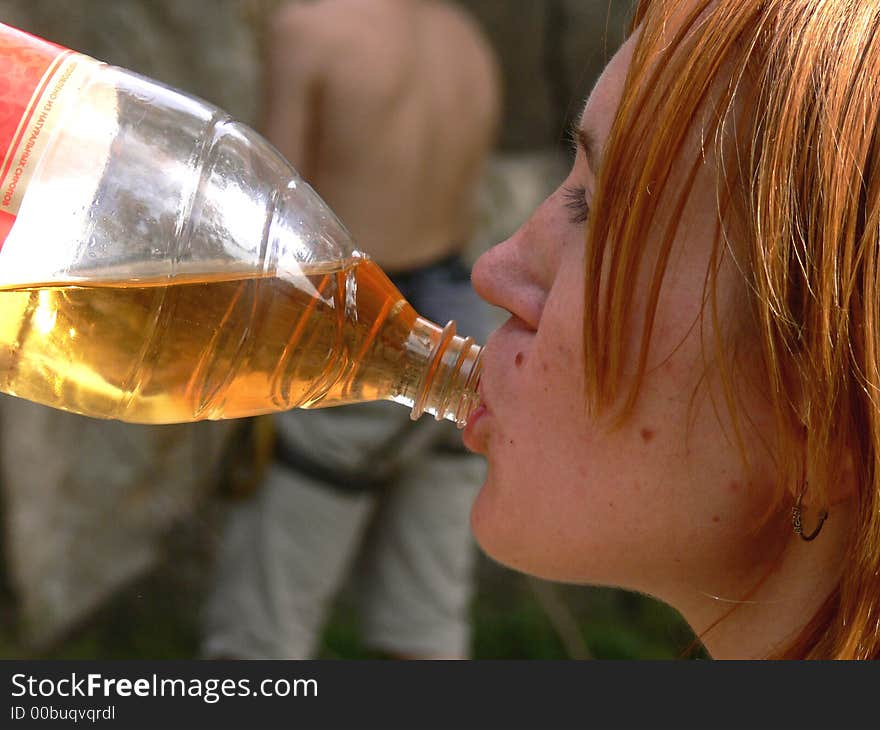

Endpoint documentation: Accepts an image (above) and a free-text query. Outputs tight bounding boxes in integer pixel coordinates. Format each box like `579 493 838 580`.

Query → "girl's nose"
471 222 547 331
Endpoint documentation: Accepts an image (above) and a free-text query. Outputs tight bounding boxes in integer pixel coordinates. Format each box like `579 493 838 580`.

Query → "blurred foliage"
0 544 706 660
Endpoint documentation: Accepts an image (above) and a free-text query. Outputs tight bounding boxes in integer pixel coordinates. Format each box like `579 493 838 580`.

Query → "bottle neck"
399 317 483 428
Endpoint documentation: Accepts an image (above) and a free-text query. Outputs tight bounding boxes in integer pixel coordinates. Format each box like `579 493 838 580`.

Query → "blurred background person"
200 0 501 660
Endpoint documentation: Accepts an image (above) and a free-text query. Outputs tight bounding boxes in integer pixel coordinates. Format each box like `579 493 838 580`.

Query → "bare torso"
264 0 500 271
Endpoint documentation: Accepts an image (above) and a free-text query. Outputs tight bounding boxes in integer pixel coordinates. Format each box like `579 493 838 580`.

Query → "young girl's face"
465 29 781 611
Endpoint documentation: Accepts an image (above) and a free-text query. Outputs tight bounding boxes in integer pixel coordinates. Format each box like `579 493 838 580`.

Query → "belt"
273 432 392 494
273 411 470 494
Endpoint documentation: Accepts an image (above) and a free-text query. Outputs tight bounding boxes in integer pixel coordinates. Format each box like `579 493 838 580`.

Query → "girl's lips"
463 341 493 452
462 403 489 453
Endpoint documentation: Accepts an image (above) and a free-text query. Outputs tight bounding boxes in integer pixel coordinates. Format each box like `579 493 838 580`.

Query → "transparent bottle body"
0 64 481 425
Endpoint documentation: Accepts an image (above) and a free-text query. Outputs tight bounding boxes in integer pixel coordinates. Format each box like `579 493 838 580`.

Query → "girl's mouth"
462 402 488 453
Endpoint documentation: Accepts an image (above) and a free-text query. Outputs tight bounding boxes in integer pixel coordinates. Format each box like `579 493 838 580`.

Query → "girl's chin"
469 480 529 569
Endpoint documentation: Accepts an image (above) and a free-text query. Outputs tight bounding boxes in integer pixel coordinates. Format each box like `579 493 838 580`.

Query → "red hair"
585 0 880 658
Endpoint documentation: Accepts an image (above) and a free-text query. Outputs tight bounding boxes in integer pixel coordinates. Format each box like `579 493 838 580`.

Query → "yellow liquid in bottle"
0 258 418 423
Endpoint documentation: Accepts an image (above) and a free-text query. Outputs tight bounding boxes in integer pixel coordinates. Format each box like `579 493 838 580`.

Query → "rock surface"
0 398 233 646
0 0 254 647
0 0 261 124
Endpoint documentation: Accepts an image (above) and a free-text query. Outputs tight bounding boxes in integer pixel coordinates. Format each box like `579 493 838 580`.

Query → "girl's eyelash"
562 185 590 225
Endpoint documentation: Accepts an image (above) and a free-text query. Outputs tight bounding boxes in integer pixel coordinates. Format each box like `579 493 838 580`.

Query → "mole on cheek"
728 481 741 493
712 515 720 523
640 428 655 443
515 352 524 367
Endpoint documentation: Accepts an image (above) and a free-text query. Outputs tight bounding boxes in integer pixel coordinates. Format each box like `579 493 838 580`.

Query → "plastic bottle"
0 23 482 427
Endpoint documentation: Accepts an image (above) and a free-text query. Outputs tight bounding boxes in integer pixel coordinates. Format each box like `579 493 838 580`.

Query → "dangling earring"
791 482 828 542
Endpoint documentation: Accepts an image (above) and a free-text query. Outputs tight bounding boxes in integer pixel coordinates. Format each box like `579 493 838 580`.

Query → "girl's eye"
562 185 590 225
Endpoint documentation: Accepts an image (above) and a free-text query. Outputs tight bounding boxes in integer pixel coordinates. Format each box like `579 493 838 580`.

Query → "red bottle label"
0 23 99 248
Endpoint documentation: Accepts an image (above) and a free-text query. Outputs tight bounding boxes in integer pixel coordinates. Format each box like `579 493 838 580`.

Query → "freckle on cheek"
515 352 524 367
712 515 720 523
640 428 655 443
728 481 741 493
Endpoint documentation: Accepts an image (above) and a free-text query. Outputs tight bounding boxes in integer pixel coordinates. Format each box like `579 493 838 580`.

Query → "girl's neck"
679 499 853 659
